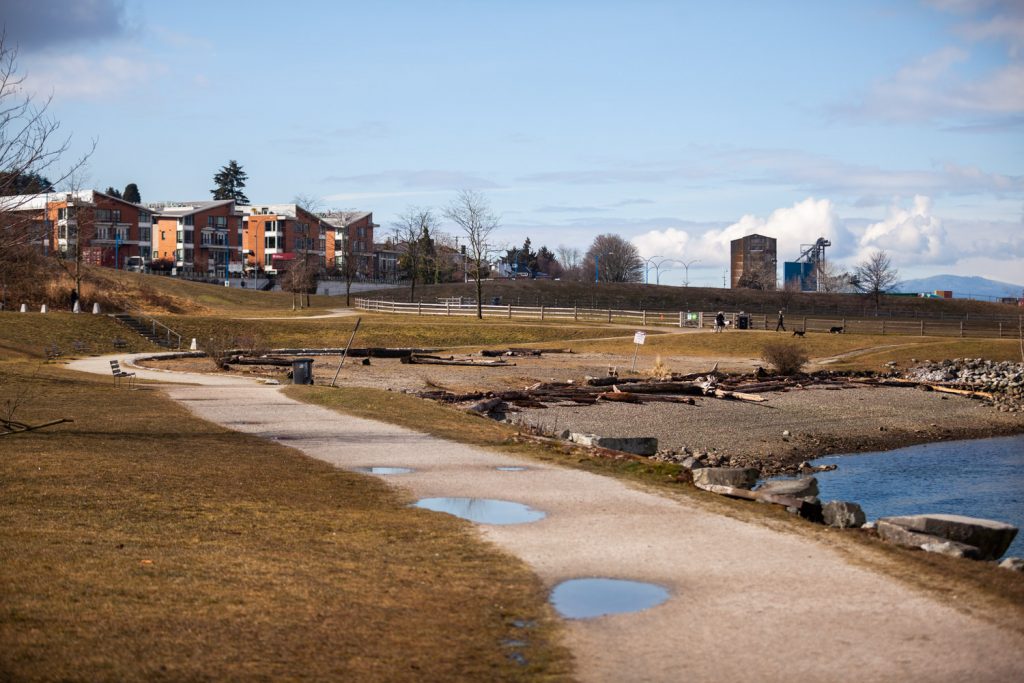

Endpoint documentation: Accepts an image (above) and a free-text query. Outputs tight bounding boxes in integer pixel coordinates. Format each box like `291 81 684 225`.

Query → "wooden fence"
354 299 1024 339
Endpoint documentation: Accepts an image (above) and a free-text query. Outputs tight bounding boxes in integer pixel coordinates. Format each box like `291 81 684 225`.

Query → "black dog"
829 326 844 334
792 329 805 337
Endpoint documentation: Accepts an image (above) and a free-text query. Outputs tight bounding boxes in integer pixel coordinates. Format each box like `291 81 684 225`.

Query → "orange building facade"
242 204 328 275
151 200 243 277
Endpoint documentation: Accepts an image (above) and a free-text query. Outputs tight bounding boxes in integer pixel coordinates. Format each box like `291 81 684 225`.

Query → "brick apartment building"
3 189 153 268
322 211 376 279
242 204 328 275
150 200 244 277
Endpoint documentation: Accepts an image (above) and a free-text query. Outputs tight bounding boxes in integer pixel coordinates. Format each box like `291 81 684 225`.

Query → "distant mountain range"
895 275 1024 300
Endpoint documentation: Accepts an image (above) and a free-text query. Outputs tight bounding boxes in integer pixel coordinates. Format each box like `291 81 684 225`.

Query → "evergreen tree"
122 183 141 203
210 160 249 204
0 171 53 195
104 186 122 198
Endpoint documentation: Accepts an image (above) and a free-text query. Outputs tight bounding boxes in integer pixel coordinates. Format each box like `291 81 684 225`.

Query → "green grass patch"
0 360 573 681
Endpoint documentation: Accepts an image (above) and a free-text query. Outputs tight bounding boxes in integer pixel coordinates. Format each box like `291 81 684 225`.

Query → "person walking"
715 311 726 333
775 310 786 332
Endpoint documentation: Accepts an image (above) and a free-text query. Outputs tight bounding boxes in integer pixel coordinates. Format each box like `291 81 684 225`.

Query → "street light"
679 259 701 287
639 255 664 284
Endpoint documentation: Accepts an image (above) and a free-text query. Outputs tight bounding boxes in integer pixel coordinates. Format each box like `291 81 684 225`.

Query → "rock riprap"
877 513 1018 561
905 359 1024 412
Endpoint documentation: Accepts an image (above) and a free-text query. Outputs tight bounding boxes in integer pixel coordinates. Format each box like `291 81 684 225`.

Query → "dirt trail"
70 354 1024 682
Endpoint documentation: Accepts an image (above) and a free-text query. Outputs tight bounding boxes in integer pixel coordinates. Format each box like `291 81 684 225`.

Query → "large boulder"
568 433 658 456
875 520 980 559
878 514 1018 561
757 477 819 499
822 501 866 529
692 467 760 490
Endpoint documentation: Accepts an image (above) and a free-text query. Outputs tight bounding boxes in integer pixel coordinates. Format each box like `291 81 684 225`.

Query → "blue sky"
6 0 1023 287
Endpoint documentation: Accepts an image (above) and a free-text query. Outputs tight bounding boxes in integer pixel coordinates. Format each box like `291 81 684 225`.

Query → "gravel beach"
142 350 1024 475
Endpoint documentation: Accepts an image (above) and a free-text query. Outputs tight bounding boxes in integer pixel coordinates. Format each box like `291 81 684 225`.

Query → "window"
179 215 194 227
265 235 278 250
96 209 112 222
265 254 273 265
183 248 193 262
112 209 121 223
140 228 151 242
183 229 194 244
160 230 166 241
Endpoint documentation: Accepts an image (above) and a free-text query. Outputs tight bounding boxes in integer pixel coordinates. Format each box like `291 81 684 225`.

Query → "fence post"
574 305 578 321
999 322 1002 337
417 302 422 315
960 320 963 337
920 320 925 336
679 312 684 328
508 304 512 319
540 305 545 321
842 317 846 332
803 316 807 332
642 310 646 326
881 320 886 335
607 309 612 323
446 301 450 316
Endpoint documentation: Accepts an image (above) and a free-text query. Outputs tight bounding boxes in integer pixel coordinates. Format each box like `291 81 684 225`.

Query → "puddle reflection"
550 578 669 619
358 466 414 475
413 497 545 524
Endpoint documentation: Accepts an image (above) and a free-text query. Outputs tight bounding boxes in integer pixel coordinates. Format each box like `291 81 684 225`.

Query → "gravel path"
68 353 1024 681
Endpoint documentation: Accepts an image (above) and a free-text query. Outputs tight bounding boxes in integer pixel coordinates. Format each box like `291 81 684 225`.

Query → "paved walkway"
71 354 1024 682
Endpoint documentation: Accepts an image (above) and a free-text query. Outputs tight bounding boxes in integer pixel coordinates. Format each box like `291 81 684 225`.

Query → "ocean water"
786 434 1024 558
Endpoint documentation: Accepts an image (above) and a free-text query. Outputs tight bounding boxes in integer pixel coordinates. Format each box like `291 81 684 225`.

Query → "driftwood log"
1 418 73 436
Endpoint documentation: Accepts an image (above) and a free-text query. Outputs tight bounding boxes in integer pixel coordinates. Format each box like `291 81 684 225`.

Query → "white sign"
633 331 646 345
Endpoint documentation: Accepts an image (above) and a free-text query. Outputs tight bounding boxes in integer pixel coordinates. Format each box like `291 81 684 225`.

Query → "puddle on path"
358 466 414 475
413 497 546 525
496 466 528 472
550 578 670 619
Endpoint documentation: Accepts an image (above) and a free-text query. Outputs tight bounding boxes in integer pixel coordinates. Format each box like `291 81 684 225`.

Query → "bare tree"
736 257 777 290
280 253 318 310
392 207 437 303
853 249 899 306
444 190 498 318
0 34 93 305
584 234 643 283
816 259 856 293
556 244 583 281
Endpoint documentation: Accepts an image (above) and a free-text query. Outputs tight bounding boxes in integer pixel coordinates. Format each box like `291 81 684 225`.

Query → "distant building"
730 233 777 289
3 190 153 269
321 211 376 279
242 204 328 275
151 200 244 278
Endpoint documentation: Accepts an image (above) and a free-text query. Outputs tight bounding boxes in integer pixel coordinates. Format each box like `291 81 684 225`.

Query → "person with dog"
714 311 726 333
775 310 786 332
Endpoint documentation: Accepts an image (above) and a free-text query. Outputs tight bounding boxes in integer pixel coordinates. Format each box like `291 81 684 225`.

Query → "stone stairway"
111 313 182 348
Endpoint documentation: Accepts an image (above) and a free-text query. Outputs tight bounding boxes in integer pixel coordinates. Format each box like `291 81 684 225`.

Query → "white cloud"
632 197 846 268
856 196 950 263
24 53 164 100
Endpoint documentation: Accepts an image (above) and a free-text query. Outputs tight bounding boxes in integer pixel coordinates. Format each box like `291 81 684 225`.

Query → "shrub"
760 340 809 375
646 355 671 380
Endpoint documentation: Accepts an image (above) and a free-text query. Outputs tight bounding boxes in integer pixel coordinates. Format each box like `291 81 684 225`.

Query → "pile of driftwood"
418 366 997 415
418 368 770 414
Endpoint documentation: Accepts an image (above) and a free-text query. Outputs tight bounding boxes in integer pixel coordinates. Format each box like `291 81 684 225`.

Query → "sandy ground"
71 353 1024 682
141 349 1024 475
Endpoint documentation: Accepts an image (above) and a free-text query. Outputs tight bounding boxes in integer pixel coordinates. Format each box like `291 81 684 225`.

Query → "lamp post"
639 255 664 284
680 258 701 287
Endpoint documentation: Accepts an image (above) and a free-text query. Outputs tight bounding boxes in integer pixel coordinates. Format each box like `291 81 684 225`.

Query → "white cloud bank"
633 197 846 265
631 195 1020 279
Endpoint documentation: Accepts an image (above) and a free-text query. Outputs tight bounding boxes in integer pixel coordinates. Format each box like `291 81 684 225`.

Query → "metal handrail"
118 304 183 349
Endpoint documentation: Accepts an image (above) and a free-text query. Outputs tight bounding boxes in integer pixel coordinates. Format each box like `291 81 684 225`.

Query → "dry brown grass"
0 358 573 681
0 311 159 358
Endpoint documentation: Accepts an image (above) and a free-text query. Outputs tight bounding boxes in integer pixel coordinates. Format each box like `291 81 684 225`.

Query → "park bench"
109 360 136 389
45 344 63 361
